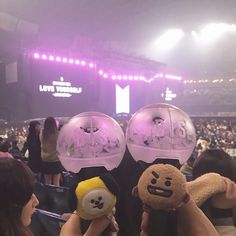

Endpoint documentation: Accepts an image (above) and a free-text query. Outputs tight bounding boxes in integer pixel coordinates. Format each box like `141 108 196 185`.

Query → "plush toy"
132 164 221 236
133 164 189 211
74 173 119 221
187 173 226 207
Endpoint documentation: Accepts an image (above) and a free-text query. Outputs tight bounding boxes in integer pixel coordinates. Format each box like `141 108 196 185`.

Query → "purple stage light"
62 58 68 63
69 59 74 64
34 53 40 59
42 54 47 60
81 60 86 66
49 55 54 61
32 52 182 83
89 62 94 68
165 74 182 80
100 73 149 82
32 53 96 69
56 56 61 62
99 70 104 75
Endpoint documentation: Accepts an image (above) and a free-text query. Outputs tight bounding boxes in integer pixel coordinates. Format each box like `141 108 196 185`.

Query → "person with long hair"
0 157 110 236
40 117 63 186
0 157 39 236
22 121 42 177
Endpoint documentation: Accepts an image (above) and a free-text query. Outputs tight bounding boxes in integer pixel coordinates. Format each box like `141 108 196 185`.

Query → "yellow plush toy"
75 174 119 220
133 164 188 211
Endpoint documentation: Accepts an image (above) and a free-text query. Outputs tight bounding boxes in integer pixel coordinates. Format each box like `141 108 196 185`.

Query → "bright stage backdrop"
27 54 183 119
29 60 99 118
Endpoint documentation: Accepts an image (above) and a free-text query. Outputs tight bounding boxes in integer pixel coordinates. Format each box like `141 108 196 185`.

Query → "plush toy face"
137 164 186 210
81 188 113 215
75 177 116 220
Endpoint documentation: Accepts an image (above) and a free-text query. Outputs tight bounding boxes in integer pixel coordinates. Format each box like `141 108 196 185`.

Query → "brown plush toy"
132 164 219 236
133 164 188 212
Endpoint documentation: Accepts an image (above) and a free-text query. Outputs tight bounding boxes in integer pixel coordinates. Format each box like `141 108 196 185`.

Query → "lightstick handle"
140 209 177 236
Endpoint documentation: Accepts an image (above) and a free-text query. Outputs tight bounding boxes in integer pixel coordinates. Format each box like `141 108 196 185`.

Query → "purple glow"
62 58 68 63
102 73 149 82
32 52 182 83
34 53 40 59
49 55 54 61
89 62 94 68
81 61 86 66
56 56 61 62
32 52 96 69
98 70 104 75
42 54 47 60
165 74 182 80
69 59 74 64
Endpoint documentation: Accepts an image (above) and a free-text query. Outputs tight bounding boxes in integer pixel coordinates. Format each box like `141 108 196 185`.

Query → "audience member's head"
11 140 18 148
0 141 10 152
29 121 41 136
42 117 57 140
192 148 235 181
0 158 39 235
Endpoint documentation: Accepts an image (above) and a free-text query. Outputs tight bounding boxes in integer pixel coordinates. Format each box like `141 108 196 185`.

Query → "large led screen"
29 60 98 118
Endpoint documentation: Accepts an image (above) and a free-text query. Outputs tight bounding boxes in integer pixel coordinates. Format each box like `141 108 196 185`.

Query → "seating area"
30 209 66 236
30 181 72 235
34 182 72 215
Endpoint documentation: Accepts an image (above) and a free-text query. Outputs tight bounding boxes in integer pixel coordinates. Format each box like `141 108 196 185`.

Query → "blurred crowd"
1 117 236 160
193 117 236 149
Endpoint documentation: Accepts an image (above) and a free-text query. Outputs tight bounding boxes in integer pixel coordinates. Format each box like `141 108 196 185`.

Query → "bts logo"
115 84 130 114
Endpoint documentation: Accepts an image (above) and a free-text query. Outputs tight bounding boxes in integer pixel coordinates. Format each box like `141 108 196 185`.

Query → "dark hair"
27 121 40 144
0 158 34 236
192 149 236 221
42 117 57 141
192 148 236 181
0 141 10 152
29 121 40 135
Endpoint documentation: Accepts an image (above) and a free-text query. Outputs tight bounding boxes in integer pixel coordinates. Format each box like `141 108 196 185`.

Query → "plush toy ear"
99 173 120 197
132 186 139 197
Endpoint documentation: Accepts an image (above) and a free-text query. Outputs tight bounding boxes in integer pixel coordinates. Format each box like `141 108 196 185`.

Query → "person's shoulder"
0 152 13 159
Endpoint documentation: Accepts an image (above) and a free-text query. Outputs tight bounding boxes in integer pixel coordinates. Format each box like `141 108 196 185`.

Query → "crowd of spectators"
192 117 236 149
1 117 236 159
1 115 236 236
